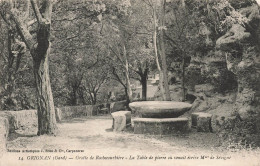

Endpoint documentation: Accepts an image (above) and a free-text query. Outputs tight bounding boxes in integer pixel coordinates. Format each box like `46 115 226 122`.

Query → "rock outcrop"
216 4 260 134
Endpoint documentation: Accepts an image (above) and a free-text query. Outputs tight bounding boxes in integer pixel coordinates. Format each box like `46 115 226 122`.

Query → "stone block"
0 117 9 157
111 111 131 132
133 118 190 135
191 112 200 127
3 110 37 132
196 113 212 132
55 108 62 122
191 112 212 127
0 110 38 156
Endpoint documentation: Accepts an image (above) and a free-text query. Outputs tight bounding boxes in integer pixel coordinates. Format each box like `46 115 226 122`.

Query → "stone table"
129 101 192 118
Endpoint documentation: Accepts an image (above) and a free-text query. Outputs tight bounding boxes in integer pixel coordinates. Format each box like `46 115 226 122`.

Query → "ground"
2 115 260 166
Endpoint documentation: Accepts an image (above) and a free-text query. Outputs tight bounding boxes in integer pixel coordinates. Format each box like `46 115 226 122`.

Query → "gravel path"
2 115 260 166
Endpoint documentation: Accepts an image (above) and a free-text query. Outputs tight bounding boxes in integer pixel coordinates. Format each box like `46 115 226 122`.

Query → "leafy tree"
0 0 57 135
50 0 106 106
98 0 134 103
164 0 200 101
126 0 155 101
142 0 171 101
0 7 37 111
79 62 109 105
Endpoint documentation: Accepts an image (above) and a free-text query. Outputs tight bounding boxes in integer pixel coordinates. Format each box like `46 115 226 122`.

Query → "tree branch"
42 0 53 21
25 0 30 19
256 0 260 6
27 18 37 27
30 0 43 24
9 9 34 51
108 45 124 65
0 12 12 27
111 67 126 88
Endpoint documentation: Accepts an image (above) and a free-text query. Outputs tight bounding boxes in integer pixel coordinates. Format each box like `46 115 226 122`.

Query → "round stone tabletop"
129 101 192 118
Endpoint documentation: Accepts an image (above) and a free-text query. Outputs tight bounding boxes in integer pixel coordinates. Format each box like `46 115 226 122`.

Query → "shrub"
218 115 260 148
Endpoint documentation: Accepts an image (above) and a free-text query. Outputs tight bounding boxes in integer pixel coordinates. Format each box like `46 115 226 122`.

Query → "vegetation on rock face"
215 0 260 141
0 0 259 145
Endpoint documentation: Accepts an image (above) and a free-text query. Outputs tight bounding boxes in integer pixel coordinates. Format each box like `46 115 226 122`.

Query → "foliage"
184 67 206 91
0 13 36 111
0 0 259 144
218 116 260 148
0 0 255 107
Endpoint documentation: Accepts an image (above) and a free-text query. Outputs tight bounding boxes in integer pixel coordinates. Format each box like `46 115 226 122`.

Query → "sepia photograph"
0 0 260 165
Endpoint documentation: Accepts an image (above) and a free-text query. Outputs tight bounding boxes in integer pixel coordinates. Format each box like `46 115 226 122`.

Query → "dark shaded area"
8 132 37 141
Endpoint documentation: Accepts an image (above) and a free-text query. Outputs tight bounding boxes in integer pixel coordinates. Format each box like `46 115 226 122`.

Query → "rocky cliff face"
158 1 260 138
216 4 260 134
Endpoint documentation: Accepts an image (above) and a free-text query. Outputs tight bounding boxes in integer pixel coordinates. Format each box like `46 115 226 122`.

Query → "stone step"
191 112 212 132
133 117 190 135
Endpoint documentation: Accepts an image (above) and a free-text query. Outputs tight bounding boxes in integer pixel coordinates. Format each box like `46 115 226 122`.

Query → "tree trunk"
93 92 97 105
159 0 171 101
33 15 57 135
141 74 147 101
180 0 186 102
159 71 166 100
33 46 57 135
71 87 77 105
138 66 149 101
123 45 133 102
7 29 15 99
181 55 186 101
152 7 166 100
124 86 131 110
125 72 132 102
7 0 56 135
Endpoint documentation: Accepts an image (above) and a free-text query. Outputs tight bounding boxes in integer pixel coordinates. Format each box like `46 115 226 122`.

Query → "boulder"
194 84 215 94
0 117 9 139
111 111 131 132
3 110 37 132
0 112 15 133
211 115 226 133
169 85 183 102
189 84 216 113
0 110 39 156
190 98 209 112
0 117 9 157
